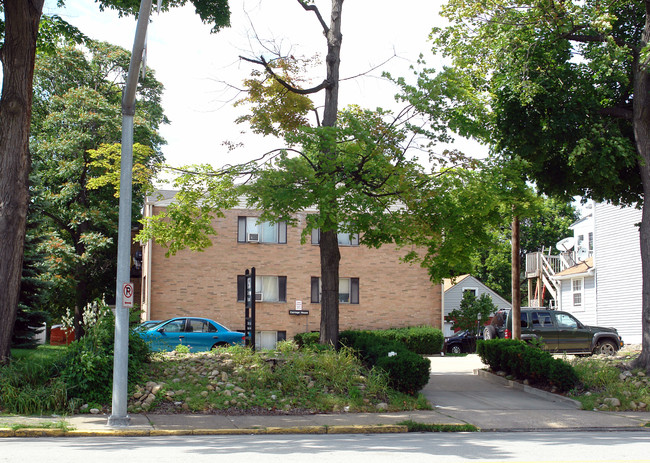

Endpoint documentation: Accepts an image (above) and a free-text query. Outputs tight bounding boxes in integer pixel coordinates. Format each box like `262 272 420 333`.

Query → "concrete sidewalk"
423 355 649 432
1 355 648 436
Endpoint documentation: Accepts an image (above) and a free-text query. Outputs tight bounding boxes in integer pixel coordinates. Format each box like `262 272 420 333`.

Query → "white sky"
42 0 486 184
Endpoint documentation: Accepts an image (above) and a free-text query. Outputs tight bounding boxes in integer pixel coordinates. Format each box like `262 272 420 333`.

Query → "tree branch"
296 0 329 35
599 106 634 120
239 55 330 94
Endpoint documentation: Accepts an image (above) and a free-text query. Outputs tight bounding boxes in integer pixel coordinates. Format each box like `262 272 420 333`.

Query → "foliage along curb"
475 368 582 408
0 424 409 438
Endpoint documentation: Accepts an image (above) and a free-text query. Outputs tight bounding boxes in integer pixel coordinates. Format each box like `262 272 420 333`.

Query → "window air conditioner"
248 233 259 242
255 292 263 302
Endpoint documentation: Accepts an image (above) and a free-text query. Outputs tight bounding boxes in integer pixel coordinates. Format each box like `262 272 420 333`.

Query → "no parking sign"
123 282 134 307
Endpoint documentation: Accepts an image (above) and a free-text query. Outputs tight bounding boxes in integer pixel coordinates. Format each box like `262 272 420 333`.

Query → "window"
237 275 286 302
588 232 594 251
186 318 218 333
572 278 583 307
311 228 359 246
310 277 359 304
531 311 553 327
555 313 578 329
462 288 478 298
238 217 287 244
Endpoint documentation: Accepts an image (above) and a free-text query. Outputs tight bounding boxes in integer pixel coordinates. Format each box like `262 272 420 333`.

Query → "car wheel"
483 326 496 340
595 340 617 356
449 344 462 355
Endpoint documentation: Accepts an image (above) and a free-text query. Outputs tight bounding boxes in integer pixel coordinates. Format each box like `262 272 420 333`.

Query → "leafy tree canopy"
30 39 166 321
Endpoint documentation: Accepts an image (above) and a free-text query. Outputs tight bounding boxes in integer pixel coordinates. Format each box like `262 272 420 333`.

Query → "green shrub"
58 302 150 403
340 330 431 395
477 339 578 392
297 326 443 354
0 352 69 414
294 332 320 348
378 326 444 355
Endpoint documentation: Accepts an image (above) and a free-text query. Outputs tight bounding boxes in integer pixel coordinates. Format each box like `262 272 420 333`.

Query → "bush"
477 339 578 392
293 332 320 348
340 330 430 395
295 326 443 355
0 349 68 414
58 302 150 403
377 326 444 355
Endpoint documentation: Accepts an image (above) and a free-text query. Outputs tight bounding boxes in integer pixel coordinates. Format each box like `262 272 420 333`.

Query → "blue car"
138 317 245 352
134 320 162 331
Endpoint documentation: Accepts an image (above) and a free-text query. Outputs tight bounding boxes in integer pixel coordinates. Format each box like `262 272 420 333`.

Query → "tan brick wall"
142 208 441 339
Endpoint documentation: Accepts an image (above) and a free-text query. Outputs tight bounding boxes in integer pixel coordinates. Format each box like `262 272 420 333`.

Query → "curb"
0 424 408 438
474 369 582 409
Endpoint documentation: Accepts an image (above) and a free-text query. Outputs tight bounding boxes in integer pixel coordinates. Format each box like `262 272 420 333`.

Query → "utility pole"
511 212 521 340
108 0 152 427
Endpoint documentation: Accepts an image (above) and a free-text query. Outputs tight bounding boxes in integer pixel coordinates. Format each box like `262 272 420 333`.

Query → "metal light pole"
108 0 152 427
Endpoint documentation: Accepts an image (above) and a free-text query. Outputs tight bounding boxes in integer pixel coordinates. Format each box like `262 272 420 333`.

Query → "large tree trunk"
0 0 44 364
319 229 341 346
632 5 650 372
317 0 344 345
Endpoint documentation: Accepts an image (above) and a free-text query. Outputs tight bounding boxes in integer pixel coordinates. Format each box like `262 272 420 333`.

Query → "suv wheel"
449 344 462 355
595 340 617 356
483 325 496 340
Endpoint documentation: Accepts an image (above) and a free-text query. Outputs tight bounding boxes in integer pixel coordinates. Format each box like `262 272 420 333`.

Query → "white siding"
594 203 642 344
443 276 511 336
560 275 597 325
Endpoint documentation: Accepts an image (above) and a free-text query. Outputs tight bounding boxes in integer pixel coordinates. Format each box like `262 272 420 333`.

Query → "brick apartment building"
140 191 442 349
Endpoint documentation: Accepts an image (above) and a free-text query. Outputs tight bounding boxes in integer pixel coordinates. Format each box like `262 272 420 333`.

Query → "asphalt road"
2 432 649 462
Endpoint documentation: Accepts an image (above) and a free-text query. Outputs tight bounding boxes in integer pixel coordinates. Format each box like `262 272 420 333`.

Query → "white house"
442 274 511 337
527 202 642 344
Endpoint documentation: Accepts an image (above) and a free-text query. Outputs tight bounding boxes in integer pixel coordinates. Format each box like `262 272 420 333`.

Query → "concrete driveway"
420 354 648 431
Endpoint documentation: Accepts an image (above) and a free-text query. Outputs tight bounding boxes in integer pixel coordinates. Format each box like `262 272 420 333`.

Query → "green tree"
472 195 579 303
140 1 495 347
13 212 50 349
447 292 497 333
29 40 167 338
395 0 650 370
0 0 231 364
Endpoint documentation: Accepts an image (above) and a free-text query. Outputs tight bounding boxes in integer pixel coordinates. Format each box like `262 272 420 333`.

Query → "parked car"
483 308 624 356
134 320 161 331
138 317 245 352
444 329 483 354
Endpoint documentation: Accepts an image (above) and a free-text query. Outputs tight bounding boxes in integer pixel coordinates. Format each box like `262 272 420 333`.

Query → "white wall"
594 202 642 344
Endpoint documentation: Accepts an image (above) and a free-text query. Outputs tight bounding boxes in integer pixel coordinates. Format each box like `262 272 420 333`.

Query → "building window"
310 277 359 304
238 217 287 244
588 232 594 251
572 278 583 307
311 228 359 246
462 287 478 298
237 275 287 302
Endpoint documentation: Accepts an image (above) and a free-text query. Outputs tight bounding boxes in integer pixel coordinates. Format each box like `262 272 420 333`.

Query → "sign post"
244 267 256 351
108 0 152 428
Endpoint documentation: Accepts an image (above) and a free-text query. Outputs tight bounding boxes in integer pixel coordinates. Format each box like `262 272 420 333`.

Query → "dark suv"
483 308 624 356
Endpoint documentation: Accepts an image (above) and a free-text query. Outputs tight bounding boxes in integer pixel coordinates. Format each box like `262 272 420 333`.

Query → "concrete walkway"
423 354 649 432
1 355 648 436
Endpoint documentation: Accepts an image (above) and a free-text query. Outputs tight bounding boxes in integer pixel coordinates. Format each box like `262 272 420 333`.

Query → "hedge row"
370 326 444 355
294 326 444 355
476 339 578 392
339 330 431 395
